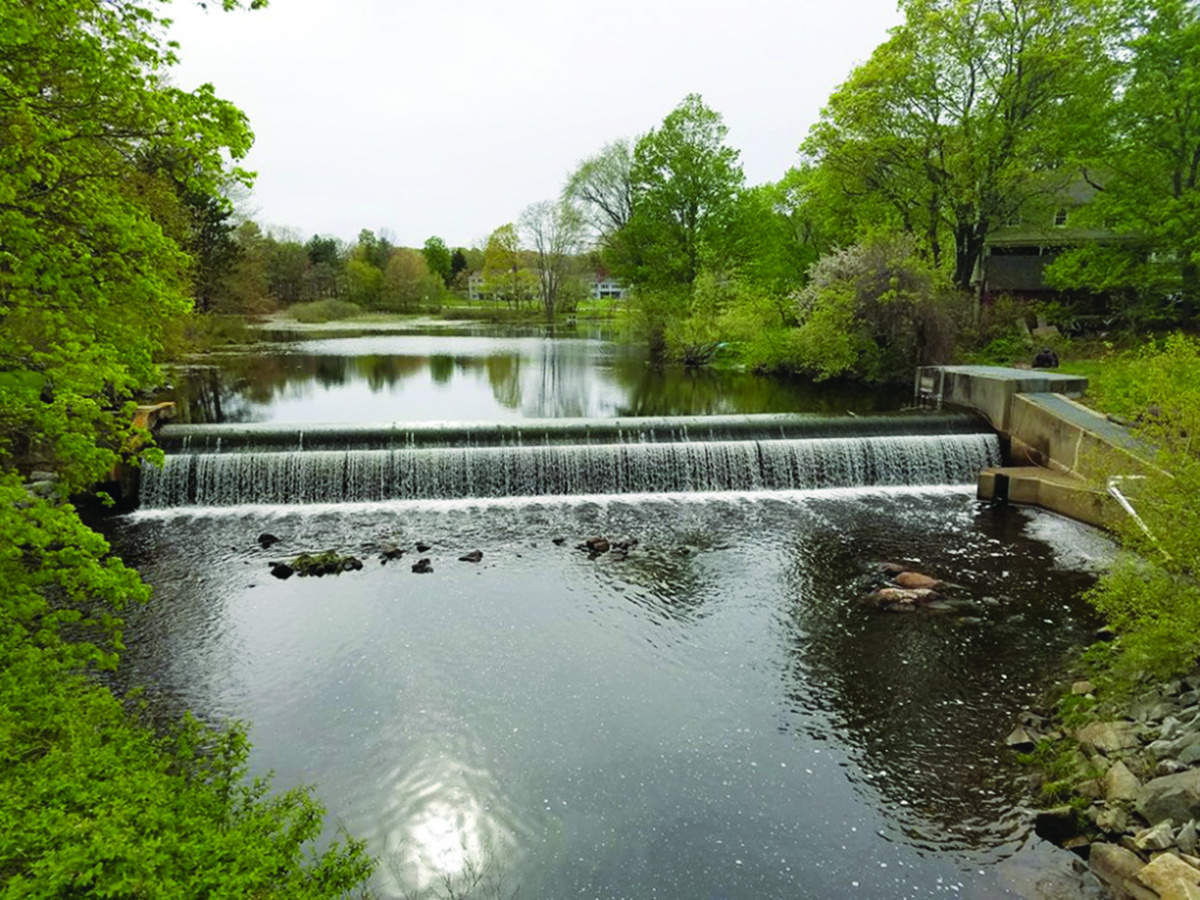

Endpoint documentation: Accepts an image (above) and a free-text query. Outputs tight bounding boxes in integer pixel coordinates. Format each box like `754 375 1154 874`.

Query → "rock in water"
583 536 610 554
269 562 294 580
1005 726 1038 752
416 542 432 553
258 533 281 549
412 558 433 574
379 544 404 564
894 571 942 590
458 550 483 563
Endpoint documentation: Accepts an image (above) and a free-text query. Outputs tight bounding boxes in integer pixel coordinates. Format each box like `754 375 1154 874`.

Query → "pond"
109 322 1112 899
168 323 910 424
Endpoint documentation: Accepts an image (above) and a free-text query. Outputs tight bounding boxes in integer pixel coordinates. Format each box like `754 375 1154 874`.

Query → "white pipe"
1107 476 1170 560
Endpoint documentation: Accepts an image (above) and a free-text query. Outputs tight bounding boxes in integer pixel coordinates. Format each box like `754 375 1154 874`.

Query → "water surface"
171 326 909 424
109 490 1110 900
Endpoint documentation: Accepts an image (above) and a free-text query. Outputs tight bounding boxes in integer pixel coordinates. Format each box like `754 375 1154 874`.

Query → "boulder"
269 562 294 580
1135 853 1200 895
1107 761 1143 803
1005 726 1038 753
1077 721 1140 754
1180 820 1200 855
1096 806 1129 835
551 537 566 546
411 558 433 574
894 571 942 590
1072 680 1097 696
1089 842 1144 894
458 550 483 563
340 556 363 572
258 532 281 549
1162 881 1200 900
416 542 432 553
880 562 907 577
1139 770 1200 825
583 536 610 554
1134 820 1177 852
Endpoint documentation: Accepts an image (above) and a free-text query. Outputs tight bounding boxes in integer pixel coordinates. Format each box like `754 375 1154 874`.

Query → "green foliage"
1082 334 1200 678
1047 0 1200 313
790 234 967 381
623 95 745 288
0 0 256 492
422 236 453 288
801 0 1117 289
286 299 365 323
0 3 374 894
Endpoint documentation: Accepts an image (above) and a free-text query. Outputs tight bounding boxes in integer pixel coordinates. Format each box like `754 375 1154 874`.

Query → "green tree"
563 138 635 258
0 1 372 894
422 235 454 287
1047 0 1200 316
803 0 1118 290
624 94 745 288
519 200 586 318
482 223 533 309
383 248 440 310
0 0 257 488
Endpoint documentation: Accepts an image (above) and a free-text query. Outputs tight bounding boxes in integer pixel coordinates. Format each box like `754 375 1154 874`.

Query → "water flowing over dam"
140 412 1000 507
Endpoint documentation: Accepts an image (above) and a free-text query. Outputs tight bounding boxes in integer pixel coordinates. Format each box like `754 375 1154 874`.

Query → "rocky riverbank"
1011 674 1200 899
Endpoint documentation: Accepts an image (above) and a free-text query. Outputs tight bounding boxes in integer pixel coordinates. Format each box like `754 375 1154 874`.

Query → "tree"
624 95 746 288
482 223 533 309
422 236 453 287
802 0 1118 290
450 248 469 283
520 200 586 318
382 249 440 310
563 138 635 252
215 220 271 311
0 0 257 488
0 1 371 894
1047 0 1200 316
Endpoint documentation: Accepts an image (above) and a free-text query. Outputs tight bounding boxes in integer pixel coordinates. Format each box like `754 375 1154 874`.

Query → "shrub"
1082 334 1200 678
286 299 364 324
791 234 968 381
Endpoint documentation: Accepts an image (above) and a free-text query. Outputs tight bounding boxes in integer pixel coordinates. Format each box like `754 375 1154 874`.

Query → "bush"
286 299 364 324
791 234 968 381
0 475 374 895
1082 334 1200 678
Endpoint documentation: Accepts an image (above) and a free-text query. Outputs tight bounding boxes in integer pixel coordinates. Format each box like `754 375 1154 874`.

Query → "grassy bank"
0 477 373 895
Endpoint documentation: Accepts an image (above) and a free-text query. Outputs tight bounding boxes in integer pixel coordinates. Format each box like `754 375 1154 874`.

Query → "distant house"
467 271 628 303
589 275 627 300
975 175 1123 300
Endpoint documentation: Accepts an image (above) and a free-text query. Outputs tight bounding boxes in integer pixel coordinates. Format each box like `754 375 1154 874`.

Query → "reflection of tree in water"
429 355 455 385
771 500 1098 847
605 359 908 417
485 355 522 410
518 342 600 418
169 366 260 424
357 355 428 391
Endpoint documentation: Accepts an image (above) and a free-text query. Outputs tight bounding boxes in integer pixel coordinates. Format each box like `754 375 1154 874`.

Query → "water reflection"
104 493 1111 899
168 331 908 425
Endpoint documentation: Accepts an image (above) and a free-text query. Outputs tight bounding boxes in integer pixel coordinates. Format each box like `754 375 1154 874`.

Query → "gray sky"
165 0 902 249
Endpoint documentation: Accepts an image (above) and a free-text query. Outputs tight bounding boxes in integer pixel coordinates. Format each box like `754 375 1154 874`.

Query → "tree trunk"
953 221 988 292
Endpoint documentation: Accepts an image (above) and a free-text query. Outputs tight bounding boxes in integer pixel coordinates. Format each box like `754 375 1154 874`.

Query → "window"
1053 208 1069 227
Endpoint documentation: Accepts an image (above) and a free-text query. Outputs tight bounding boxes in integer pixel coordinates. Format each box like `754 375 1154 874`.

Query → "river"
104 321 1112 899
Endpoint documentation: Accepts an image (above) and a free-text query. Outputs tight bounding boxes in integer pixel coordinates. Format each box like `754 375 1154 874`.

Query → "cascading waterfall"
139 414 1000 508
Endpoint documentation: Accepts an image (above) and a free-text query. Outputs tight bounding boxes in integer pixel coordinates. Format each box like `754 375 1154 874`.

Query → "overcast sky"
164 0 902 249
